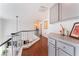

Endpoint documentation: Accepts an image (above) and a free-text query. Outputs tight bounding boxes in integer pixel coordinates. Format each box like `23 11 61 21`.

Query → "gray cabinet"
48 33 79 56
57 48 70 56
48 42 55 56
50 3 59 24
61 3 79 20
57 41 74 56
50 3 79 23
48 38 75 56
48 38 55 56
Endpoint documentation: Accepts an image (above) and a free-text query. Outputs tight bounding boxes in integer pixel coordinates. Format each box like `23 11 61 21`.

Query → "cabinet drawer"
57 41 74 56
48 38 55 45
48 42 55 56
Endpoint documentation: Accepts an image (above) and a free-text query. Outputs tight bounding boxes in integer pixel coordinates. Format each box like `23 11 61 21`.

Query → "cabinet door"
61 3 79 20
72 4 79 18
48 42 55 56
57 48 70 56
50 4 58 24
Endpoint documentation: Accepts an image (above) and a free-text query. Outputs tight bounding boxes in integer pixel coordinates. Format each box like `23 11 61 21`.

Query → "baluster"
11 35 14 56
27 32 28 41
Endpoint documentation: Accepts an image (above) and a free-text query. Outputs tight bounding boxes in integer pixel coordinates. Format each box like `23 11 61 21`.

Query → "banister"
11 29 38 35
0 29 39 47
0 38 12 47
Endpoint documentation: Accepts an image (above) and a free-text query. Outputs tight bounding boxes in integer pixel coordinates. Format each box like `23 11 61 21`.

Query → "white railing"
0 29 39 56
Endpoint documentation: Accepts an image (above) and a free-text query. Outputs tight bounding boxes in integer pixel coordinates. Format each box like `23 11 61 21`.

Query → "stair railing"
0 29 39 56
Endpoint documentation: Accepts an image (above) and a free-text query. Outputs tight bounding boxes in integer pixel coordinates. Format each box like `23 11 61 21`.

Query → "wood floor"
21 36 48 56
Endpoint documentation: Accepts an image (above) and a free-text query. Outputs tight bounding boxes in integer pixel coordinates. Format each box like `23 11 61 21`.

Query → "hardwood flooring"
21 36 48 56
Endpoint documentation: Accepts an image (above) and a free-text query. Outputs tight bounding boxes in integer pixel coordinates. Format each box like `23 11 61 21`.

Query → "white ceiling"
0 3 55 20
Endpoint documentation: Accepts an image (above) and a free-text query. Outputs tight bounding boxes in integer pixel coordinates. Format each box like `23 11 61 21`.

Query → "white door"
48 42 55 56
57 48 70 56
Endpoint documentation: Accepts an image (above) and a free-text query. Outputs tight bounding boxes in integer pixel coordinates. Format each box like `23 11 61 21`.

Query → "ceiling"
0 3 55 21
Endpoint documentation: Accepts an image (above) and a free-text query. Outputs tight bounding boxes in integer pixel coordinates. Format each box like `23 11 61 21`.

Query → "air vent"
39 6 48 12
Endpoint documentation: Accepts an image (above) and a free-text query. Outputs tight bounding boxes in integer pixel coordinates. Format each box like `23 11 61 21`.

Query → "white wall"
3 19 16 41
0 19 2 44
47 19 79 34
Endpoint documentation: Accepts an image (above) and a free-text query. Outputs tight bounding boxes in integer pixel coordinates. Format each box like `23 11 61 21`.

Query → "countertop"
48 33 79 46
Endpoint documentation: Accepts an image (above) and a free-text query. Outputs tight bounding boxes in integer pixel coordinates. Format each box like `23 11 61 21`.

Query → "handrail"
11 29 38 35
0 38 12 47
0 29 39 47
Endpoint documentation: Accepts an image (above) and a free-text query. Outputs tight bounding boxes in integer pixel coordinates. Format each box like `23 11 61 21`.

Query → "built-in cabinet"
47 33 79 56
50 3 59 24
61 3 79 20
57 48 69 56
48 38 55 56
48 38 74 56
50 3 79 23
48 42 55 56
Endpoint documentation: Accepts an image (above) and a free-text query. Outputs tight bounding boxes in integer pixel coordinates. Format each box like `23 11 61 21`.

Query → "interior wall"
47 19 79 35
3 19 16 41
41 8 79 35
0 20 2 44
